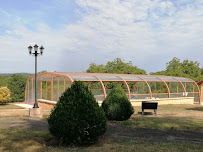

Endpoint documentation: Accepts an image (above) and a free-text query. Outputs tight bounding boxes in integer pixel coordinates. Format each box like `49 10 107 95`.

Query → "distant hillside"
0 73 33 77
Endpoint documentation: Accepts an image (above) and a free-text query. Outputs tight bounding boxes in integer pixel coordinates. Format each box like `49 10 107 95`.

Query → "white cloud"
0 0 202 73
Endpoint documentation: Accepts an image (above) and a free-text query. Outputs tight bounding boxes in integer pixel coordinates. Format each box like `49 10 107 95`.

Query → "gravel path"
0 118 202 145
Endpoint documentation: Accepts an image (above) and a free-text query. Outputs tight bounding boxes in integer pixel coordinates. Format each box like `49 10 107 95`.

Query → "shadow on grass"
186 107 203 111
123 116 203 131
0 117 48 130
137 112 155 115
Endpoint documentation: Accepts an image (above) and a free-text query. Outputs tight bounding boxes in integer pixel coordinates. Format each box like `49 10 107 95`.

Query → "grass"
0 104 203 151
0 115 29 118
0 104 24 110
0 129 202 152
122 104 203 131
0 103 27 118
123 116 203 131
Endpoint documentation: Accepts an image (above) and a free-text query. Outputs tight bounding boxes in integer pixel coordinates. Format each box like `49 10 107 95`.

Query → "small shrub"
102 85 134 121
0 87 11 104
47 81 107 145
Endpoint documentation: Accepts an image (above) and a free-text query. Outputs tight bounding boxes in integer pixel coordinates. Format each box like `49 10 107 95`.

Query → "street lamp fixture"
28 44 44 108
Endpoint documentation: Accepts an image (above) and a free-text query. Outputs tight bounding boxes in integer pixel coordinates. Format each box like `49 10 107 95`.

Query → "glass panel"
185 82 193 92
53 77 58 81
127 82 136 94
28 79 34 103
99 77 122 80
170 93 178 98
25 84 28 102
53 81 57 101
41 77 52 80
171 92 187 98
152 93 168 98
194 93 199 103
122 77 142 81
59 80 65 97
187 93 194 97
131 94 150 99
47 81 52 101
121 82 127 90
150 80 169 98
194 93 199 97
70 76 98 81
178 83 184 93
59 77 65 81
94 96 104 101
91 90 104 96
89 82 104 96
65 81 71 89
194 83 199 92
82 82 89 86
143 78 161 81
149 82 155 94
105 82 121 89
89 82 102 89
169 82 178 93
105 82 121 95
177 78 193 82
162 78 177 82
106 89 111 95
41 81 46 100
177 93 184 97
37 80 41 99
133 82 149 94
122 89 128 94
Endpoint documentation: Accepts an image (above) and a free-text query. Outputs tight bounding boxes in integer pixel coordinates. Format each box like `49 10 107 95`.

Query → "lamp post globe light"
28 44 44 108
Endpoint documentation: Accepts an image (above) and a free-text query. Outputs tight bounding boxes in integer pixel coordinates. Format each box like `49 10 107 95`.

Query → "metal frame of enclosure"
25 72 201 104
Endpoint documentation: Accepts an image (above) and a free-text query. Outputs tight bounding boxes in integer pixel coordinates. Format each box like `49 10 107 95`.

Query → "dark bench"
142 101 158 116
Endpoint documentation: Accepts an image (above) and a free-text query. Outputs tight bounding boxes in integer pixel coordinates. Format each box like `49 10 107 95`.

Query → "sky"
0 0 202 74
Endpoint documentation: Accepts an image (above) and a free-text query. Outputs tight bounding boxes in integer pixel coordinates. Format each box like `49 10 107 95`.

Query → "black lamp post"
28 44 44 108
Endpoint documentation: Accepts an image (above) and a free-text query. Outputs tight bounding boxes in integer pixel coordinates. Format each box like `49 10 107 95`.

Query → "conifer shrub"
102 85 134 121
47 81 107 145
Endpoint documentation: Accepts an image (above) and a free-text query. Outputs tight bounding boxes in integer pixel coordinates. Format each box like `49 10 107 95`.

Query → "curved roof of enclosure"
31 72 195 83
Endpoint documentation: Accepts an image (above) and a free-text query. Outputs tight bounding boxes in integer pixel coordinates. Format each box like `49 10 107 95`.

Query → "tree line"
150 57 203 82
87 57 203 82
0 57 202 103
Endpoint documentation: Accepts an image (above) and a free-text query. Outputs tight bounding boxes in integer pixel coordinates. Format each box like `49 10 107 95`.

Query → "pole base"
29 107 43 118
33 103 39 108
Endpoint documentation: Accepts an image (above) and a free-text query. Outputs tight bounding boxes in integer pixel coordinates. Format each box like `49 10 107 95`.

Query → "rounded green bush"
102 85 134 121
47 81 107 145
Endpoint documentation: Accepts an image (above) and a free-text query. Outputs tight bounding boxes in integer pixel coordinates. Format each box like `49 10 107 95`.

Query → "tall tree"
86 63 106 73
151 57 203 81
86 58 146 74
8 74 27 102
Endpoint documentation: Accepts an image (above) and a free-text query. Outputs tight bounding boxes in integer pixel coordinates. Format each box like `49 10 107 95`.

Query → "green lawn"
0 129 202 152
122 104 203 131
0 104 24 110
0 104 203 151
